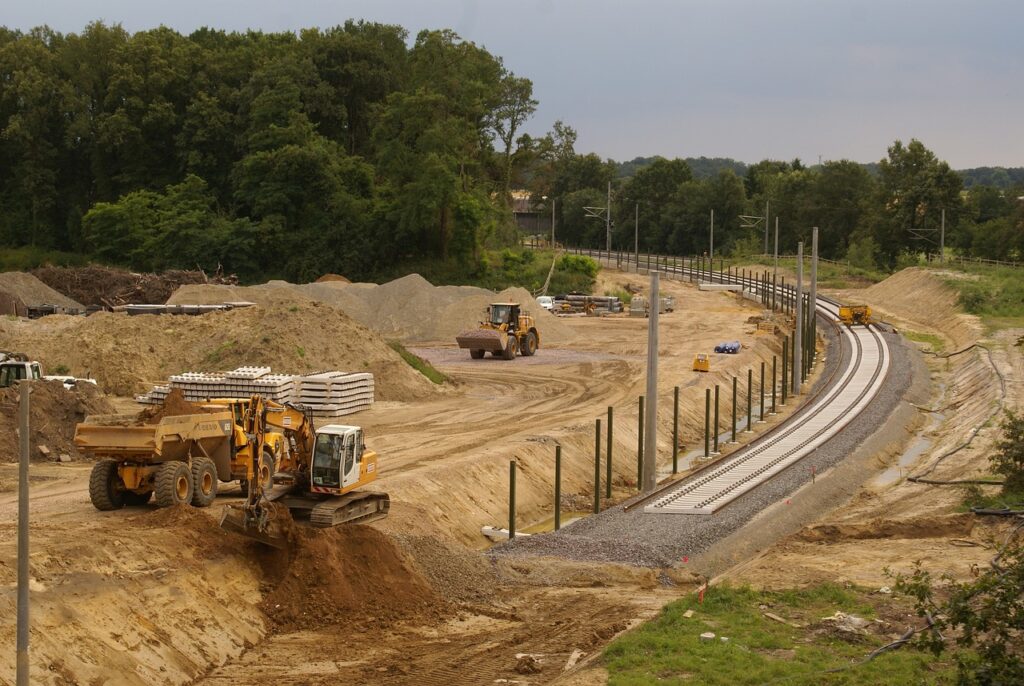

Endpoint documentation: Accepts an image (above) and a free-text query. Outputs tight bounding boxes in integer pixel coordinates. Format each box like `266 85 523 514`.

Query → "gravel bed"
491 322 912 568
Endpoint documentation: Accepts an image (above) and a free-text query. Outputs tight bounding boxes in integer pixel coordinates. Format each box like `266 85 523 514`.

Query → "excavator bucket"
455 328 508 353
219 504 289 549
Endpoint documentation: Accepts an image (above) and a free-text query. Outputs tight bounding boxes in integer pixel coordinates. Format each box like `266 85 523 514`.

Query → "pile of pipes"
552 293 624 315
120 302 254 316
714 341 741 354
135 366 374 417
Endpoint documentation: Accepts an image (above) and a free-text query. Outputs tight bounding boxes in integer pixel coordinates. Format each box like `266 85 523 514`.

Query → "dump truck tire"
260 448 275 488
470 349 485 359
191 457 218 507
155 461 194 508
521 331 538 356
89 459 125 511
123 490 153 506
502 336 518 360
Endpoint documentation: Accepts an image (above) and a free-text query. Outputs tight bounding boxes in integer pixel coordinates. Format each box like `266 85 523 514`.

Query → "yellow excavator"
219 396 389 547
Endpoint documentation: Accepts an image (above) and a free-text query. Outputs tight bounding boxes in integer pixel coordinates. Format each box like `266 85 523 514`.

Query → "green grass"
902 330 946 354
960 483 1024 511
388 341 448 384
937 264 1024 319
725 255 888 288
603 584 956 685
0 246 90 271
202 340 237 366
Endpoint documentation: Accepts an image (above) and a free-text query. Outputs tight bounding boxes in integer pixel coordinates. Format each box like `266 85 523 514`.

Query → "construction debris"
31 265 237 308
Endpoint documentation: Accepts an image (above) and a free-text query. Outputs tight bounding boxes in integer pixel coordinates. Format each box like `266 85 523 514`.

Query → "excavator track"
279 490 390 528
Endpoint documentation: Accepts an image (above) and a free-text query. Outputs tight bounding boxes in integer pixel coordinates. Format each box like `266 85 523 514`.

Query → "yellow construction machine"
837 305 874 327
219 395 389 547
456 302 541 360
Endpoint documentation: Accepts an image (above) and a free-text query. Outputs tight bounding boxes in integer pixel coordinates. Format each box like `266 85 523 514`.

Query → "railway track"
562 248 894 517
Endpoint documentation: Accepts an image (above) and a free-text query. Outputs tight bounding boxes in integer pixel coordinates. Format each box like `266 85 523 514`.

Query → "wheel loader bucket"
455 328 508 353
219 504 289 549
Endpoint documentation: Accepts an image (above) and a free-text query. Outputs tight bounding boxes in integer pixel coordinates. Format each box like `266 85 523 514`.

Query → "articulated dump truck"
77 411 236 510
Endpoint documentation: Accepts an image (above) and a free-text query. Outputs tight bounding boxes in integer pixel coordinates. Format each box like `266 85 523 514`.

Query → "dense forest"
1 22 1022 283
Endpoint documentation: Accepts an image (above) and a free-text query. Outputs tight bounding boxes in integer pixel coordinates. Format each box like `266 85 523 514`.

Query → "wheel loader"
456 302 540 360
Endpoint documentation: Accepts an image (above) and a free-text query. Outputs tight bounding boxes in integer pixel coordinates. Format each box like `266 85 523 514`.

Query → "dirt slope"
0 271 83 309
0 301 436 400
0 380 114 462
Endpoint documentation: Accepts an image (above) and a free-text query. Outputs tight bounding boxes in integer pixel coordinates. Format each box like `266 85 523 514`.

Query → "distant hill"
616 156 747 180
957 167 1024 189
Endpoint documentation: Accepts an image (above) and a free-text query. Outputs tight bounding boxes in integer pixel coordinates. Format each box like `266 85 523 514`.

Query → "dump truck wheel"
469 349 485 359
155 461 193 507
190 457 218 507
260 448 276 488
521 332 537 356
89 459 125 511
123 490 153 506
503 336 518 360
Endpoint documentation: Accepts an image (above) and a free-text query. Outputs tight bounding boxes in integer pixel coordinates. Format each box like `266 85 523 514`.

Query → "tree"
616 158 692 251
488 72 537 197
876 139 963 265
992 411 1024 492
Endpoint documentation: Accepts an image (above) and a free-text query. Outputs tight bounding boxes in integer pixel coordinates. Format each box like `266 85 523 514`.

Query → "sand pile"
0 301 436 400
170 274 576 345
0 271 83 309
31 265 237 307
0 380 114 462
854 268 980 347
261 523 443 632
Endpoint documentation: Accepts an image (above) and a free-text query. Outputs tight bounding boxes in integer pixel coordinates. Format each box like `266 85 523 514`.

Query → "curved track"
641 269 891 514
559 249 895 517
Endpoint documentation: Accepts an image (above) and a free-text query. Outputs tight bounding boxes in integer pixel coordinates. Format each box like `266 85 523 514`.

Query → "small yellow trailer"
837 305 874 326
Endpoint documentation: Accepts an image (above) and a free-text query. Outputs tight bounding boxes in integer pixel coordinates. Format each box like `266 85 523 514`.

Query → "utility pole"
940 209 945 264
17 382 30 686
709 209 715 261
606 181 612 252
634 202 639 269
793 241 803 396
773 217 779 289
764 199 770 255
551 198 556 248
810 228 818 371
643 272 660 493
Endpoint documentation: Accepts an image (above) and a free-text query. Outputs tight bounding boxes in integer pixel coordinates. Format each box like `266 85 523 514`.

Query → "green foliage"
845 234 879 271
944 266 1024 318
893 544 1024 685
557 254 599 278
51 364 70 375
387 341 447 384
992 411 1024 492
604 584 954 685
0 247 89 271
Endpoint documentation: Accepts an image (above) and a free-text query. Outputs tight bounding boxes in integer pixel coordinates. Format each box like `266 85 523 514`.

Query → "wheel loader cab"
311 426 363 491
488 303 520 331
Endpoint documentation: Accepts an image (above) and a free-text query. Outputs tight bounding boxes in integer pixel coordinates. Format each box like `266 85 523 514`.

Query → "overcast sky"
6 0 1022 168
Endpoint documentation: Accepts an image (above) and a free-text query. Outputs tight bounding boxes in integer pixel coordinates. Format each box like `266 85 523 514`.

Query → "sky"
6 0 1022 168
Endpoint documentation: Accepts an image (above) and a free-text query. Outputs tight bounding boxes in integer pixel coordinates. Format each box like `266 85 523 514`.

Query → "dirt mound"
0 271 83 309
131 504 253 560
0 301 436 400
31 265 237 307
170 274 576 345
0 380 114 462
261 524 444 632
316 273 350 283
136 388 212 424
840 268 981 347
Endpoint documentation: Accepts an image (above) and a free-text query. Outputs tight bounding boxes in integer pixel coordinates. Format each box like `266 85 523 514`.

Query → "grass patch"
388 341 447 384
959 483 1024 511
939 264 1024 319
726 255 888 287
605 288 633 304
604 584 956 685
203 340 236 366
902 329 946 354
0 246 90 271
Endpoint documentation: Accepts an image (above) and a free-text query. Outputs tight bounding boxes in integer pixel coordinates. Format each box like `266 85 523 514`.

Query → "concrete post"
508 461 516 539
17 382 30 686
594 419 601 514
606 407 613 499
793 241 804 396
554 446 561 531
642 272 659 493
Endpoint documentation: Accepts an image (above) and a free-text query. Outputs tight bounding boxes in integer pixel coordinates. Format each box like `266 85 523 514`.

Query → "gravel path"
491 322 912 568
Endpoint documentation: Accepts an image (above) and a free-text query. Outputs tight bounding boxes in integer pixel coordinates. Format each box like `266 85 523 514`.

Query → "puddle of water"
874 407 947 487
521 510 591 534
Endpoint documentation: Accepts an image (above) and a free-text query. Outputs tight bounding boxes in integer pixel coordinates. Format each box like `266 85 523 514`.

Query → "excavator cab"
310 426 363 492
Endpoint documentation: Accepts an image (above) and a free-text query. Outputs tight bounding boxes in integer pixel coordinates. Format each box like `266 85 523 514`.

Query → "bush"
992 411 1024 492
845 235 879 271
556 254 598 278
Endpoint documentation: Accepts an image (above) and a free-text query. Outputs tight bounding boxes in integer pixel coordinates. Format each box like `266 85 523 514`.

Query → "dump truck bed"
74 411 234 463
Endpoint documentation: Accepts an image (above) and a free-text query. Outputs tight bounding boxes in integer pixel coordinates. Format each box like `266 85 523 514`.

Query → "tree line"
2 22 1021 283
0 21 539 281
539 140 1024 269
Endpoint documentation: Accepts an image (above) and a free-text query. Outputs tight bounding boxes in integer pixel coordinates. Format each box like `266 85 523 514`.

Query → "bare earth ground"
0 266 1007 685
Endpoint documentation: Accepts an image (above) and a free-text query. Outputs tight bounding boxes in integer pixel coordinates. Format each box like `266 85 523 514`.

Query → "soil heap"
261 523 443 632
170 273 575 345
31 265 237 308
0 300 436 400
0 271 83 310
0 379 114 462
